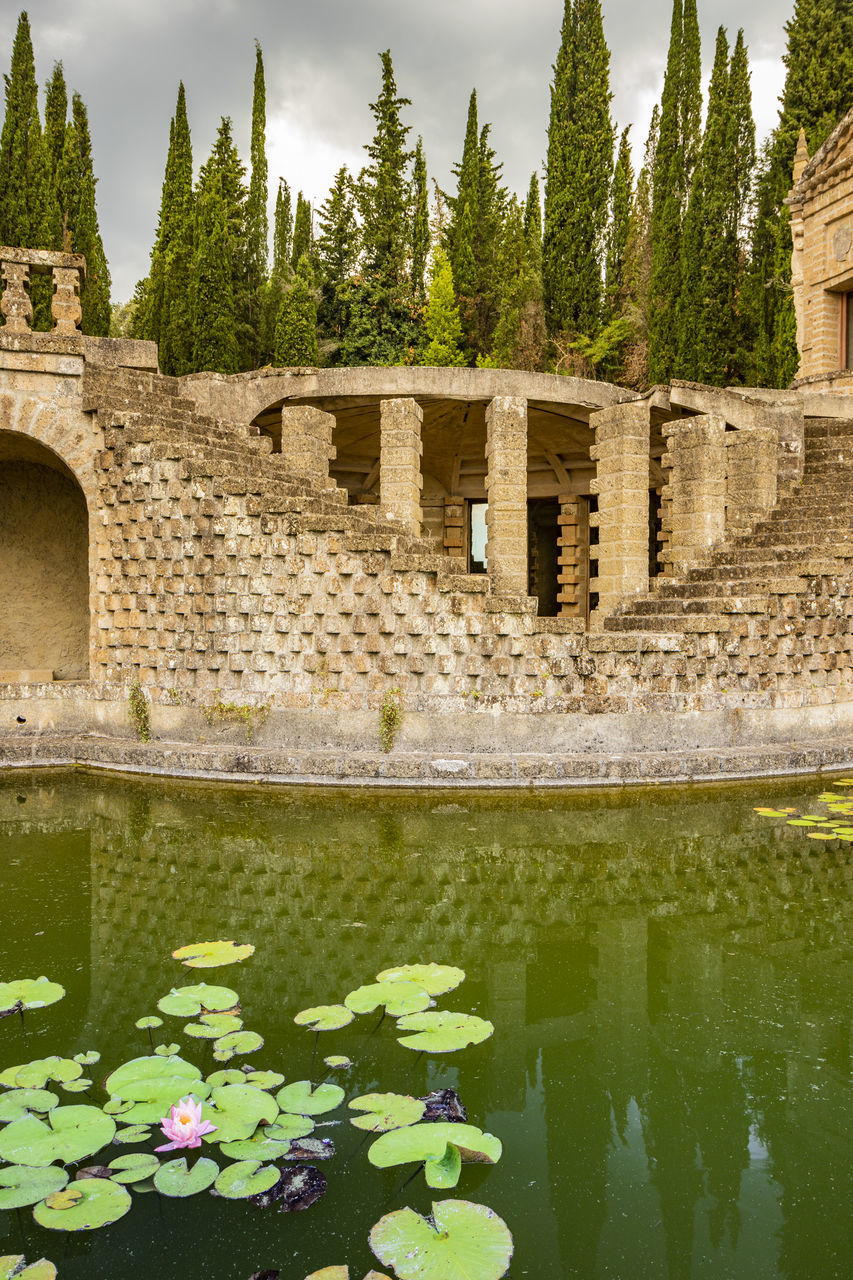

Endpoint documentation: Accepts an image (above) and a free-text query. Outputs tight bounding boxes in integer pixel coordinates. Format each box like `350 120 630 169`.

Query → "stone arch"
0 432 90 680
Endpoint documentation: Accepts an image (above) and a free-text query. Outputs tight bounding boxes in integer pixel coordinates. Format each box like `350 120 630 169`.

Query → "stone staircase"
605 415 853 634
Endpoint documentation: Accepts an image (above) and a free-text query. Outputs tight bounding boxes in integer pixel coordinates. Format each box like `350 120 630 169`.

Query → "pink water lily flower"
155 1095 217 1151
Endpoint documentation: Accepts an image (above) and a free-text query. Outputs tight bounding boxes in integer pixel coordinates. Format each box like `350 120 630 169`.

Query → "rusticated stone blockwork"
279 405 336 484
589 402 650 622
380 396 423 535
725 426 778 535
485 396 528 596
661 415 727 576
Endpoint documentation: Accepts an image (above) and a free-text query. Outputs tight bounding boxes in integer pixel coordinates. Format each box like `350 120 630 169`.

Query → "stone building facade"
3 246 853 785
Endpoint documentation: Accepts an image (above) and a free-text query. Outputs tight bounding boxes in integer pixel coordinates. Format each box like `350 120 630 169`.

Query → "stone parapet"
589 402 650 624
380 397 423 535
485 396 528 596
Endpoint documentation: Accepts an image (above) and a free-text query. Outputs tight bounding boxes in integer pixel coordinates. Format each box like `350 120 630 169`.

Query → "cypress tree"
725 30 756 383
260 177 293 364
523 173 542 277
31 60 66 328
274 254 319 366
411 137 430 304
316 166 358 358
0 11 44 248
420 247 465 366
470 123 506 357
542 0 614 340
245 40 269 370
445 91 480 298
621 106 658 387
489 196 546 371
272 178 292 274
198 117 249 367
70 93 111 336
291 192 312 271
191 168 238 374
605 126 633 318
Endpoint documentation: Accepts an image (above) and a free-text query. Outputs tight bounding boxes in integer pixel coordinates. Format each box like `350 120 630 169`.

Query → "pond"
0 770 851 1280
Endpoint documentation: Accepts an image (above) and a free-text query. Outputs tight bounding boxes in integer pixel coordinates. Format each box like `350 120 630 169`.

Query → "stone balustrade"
0 246 86 336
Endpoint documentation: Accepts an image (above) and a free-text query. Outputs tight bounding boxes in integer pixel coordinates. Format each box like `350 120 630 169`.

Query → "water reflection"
0 773 851 1279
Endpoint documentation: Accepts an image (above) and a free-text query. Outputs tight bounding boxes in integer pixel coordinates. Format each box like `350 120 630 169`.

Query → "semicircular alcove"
0 434 89 681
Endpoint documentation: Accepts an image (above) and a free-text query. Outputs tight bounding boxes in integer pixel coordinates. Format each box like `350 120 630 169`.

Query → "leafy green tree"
191 166 238 374
316 166 359 359
421 248 465 366
245 40 268 369
274 254 318 366
542 0 614 339
411 137 430 303
0 11 43 248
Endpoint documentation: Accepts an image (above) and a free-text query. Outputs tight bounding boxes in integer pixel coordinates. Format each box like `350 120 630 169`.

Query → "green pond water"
0 769 851 1280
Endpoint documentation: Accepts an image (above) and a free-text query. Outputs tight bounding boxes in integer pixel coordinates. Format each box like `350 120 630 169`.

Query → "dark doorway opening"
528 499 560 617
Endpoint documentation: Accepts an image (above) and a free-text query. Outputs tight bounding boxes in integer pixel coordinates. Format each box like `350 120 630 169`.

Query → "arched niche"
0 433 89 681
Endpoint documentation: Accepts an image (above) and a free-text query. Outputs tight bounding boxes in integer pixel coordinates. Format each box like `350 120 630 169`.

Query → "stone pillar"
51 266 83 335
662 415 726 576
0 261 32 333
589 402 650 623
279 406 336 485
725 426 778 535
380 397 423 535
484 396 528 596
557 497 588 617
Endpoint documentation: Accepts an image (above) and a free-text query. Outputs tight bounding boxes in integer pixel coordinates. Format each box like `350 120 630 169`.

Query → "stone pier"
380 397 423 535
279 406 336 486
589 402 650 622
724 426 778 535
662 415 727 575
485 396 528 596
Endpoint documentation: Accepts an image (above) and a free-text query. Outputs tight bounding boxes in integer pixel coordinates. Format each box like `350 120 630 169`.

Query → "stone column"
0 261 32 333
662 414 726 576
557 497 588 617
484 396 528 596
380 397 423 535
279 406 336 485
589 402 650 623
725 426 778 535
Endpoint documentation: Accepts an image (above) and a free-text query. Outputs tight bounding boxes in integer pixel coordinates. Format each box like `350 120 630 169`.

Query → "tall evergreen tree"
621 106 658 386
291 192 312 271
411 137 430 304
0 11 44 248
747 0 853 386
445 90 480 299
260 177 293 363
605 126 633 317
70 93 111 335
489 196 546 371
542 0 614 340
421 247 465 366
31 60 66 327
198 116 249 367
191 167 238 374
274 254 318 366
316 166 358 358
523 173 542 277
245 40 268 370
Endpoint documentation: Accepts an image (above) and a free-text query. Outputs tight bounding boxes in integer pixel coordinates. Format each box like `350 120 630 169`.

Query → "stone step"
604 613 733 633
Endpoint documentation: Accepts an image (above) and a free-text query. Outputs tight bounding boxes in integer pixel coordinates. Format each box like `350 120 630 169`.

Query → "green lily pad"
244 1070 285 1090
349 1093 426 1133
201 1084 278 1143
324 1056 352 1070
107 1153 160 1184
369 1200 513 1280
425 1142 463 1189
104 1055 209 1124
0 1165 68 1210
60 1079 92 1094
103 1099 133 1116
158 984 240 1018
376 964 466 997
153 1044 181 1057
264 1115 315 1139
807 831 837 839
0 1258 58 1280
43 1187 81 1209
396 1012 494 1053
72 1051 100 1066
184 1014 243 1040
787 819 816 826
33 1177 132 1231
276 1081 345 1116
112 1125 152 1145
219 1135 295 1162
0 1058 82 1090
172 941 255 969
294 1005 355 1031
214 1159 279 1199
212 1030 263 1057
135 1016 163 1030
345 981 430 1017
0 979 64 1016
153 1155 218 1198
0 1091 59 1123
0 1105 115 1167
368 1122 501 1183
205 1069 245 1088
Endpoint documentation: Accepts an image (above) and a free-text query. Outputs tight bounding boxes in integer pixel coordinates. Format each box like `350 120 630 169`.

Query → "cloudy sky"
9 0 792 300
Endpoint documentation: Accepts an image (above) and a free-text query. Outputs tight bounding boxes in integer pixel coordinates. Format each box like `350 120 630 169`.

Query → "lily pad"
107 1153 160 1184
324 1057 352 1070
172 941 255 969
0 1091 59 1124
0 979 64 1016
213 1030 263 1057
220 1134 296 1162
103 1099 133 1116
0 1259 58 1280
201 1084 278 1143
153 1155 218 1198
0 1058 82 1090
135 1016 164 1030
154 1044 181 1057
349 1094 426 1133
73 1051 101 1066
376 964 465 997
276 1081 345 1117
112 1125 152 1145
158 984 240 1018
425 1143 462 1189
294 1005 354 1032
60 1079 92 1094
0 1106 115 1168
206 1069 245 1088
396 1012 494 1053
0 1166 68 1210
345 981 430 1018
264 1115 316 1139
244 1070 285 1090
184 1014 243 1040
369 1200 513 1280
214 1159 279 1199
368 1123 501 1188
33 1178 132 1231
104 1055 209 1124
